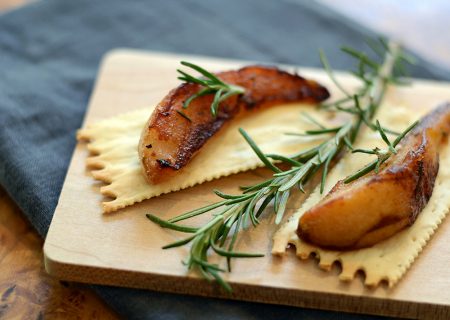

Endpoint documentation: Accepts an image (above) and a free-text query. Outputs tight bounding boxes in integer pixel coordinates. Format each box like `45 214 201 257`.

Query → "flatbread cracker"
78 104 332 213
272 103 450 287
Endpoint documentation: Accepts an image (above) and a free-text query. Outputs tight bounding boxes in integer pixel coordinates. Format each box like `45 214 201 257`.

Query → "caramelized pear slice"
298 102 450 249
138 66 329 184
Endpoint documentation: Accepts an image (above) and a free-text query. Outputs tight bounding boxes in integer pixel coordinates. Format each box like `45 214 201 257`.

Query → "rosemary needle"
147 38 415 292
177 61 245 117
344 119 418 183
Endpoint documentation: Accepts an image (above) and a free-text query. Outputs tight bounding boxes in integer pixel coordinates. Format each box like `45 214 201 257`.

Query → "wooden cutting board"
44 49 450 319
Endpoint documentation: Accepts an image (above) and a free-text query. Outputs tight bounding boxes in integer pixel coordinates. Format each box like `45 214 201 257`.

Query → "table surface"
1 1 449 319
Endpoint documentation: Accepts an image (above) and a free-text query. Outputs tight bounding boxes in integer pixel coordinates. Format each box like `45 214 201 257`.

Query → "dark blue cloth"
0 0 448 319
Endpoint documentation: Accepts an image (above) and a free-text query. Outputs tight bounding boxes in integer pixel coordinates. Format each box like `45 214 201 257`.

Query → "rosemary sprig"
177 61 245 117
148 39 413 292
344 119 418 183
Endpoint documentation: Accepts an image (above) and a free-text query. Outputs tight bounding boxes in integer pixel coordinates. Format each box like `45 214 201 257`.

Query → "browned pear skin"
138 66 329 184
298 102 450 249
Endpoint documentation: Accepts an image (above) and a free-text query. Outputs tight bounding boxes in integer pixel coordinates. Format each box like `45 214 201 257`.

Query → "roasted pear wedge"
138 65 329 184
298 102 450 249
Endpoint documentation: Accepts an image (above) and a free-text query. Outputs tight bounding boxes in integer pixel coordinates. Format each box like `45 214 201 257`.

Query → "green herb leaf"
178 61 245 117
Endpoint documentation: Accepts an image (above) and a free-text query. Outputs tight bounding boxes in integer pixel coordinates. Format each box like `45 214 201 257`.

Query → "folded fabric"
0 0 448 319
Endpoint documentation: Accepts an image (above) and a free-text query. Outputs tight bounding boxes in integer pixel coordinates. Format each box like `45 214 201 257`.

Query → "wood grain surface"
44 49 450 319
0 188 118 319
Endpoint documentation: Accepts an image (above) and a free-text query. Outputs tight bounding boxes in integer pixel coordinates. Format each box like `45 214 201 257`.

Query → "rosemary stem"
368 41 400 116
148 39 409 292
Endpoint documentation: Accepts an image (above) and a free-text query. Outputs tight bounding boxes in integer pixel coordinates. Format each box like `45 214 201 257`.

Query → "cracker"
78 104 332 213
272 103 450 287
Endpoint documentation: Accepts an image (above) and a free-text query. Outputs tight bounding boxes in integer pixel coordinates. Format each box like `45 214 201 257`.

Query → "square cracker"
77 103 332 213
273 103 450 287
